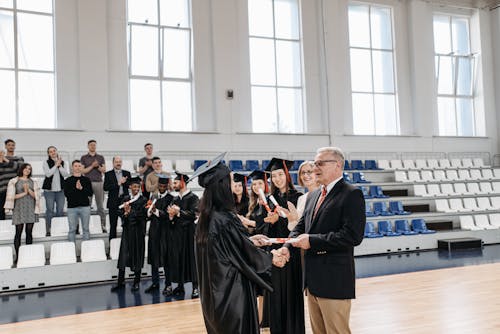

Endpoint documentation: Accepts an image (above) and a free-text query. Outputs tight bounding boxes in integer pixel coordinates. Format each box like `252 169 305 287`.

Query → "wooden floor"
2 263 500 333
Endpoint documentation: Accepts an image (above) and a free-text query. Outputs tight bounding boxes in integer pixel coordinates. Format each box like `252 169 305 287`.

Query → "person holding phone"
42 146 69 236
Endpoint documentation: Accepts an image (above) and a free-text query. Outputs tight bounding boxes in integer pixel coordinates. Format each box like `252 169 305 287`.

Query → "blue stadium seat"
373 202 394 216
262 160 271 170
291 173 298 185
365 160 381 170
389 201 411 215
377 220 401 237
245 160 259 171
411 219 436 234
352 172 371 184
291 160 304 171
344 160 351 170
351 160 364 170
359 186 373 199
193 160 207 170
369 185 388 198
229 160 244 171
365 203 377 217
395 220 418 235
364 222 383 238
343 172 352 183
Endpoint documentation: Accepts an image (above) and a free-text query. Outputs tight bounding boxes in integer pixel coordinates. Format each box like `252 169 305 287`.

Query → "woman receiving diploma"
192 154 288 334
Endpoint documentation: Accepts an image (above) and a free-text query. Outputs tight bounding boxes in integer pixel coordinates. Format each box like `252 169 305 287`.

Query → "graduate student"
232 173 249 217
167 172 199 298
192 154 288 334
145 176 174 294
111 177 148 292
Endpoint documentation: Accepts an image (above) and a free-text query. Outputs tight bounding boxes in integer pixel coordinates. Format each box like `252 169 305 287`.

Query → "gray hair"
317 147 345 168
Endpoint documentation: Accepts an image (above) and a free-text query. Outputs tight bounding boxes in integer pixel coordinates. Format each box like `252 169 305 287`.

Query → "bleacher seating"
17 244 46 268
395 220 418 235
450 158 462 168
473 158 485 167
51 217 69 237
163 159 174 171
390 160 403 170
373 202 393 216
245 160 259 171
449 198 468 212
364 160 380 170
89 216 103 234
411 219 436 233
415 159 427 169
469 169 482 180
32 220 46 238
440 183 454 196
377 160 390 169
110 238 121 260
413 184 427 196
350 160 364 170
389 201 411 215
395 171 408 182
427 159 439 168
462 158 474 168
80 240 107 262
433 170 446 181
403 159 416 169
477 197 494 210
344 160 351 170
458 169 470 180
343 172 352 183
482 169 493 179
0 220 16 241
407 171 421 182
427 184 441 196
291 160 304 171
193 160 207 170
262 160 271 170
421 170 433 182
50 242 77 265
359 186 372 198
439 159 451 168
445 170 459 180
364 222 383 238
352 172 370 183
459 215 482 231
175 160 193 172
435 199 453 212
489 213 500 228
474 215 497 230
369 186 388 198
0 246 13 270
463 198 480 211
377 220 401 236
229 160 244 171
365 203 376 217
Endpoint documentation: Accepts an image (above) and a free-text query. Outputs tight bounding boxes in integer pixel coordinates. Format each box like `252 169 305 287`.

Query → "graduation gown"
196 211 273 334
168 191 199 283
248 202 269 236
117 194 148 272
265 189 305 334
147 192 174 268
235 196 249 217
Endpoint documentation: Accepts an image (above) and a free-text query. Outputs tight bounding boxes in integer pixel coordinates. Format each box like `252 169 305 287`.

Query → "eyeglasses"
313 160 337 168
300 170 314 176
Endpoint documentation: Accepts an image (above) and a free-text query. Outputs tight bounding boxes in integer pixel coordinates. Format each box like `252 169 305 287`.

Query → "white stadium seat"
390 160 403 170
466 182 480 195
440 183 455 196
462 158 474 168
421 170 434 182
473 158 485 167
30 161 45 176
477 197 494 211
31 220 46 238
458 169 471 180
469 169 482 180
17 244 46 268
413 185 427 196
488 214 500 228
377 160 390 169
408 171 421 182
50 242 77 265
450 159 462 168
0 246 14 270
474 215 497 230
89 215 103 234
81 240 107 262
439 159 451 168
449 198 468 212
433 170 446 181
175 160 193 172
492 182 500 194
163 159 174 172
122 160 135 172
463 198 479 211
445 170 459 181
482 169 494 180
490 197 500 210
0 220 15 241
395 171 408 182
110 238 121 260
427 159 440 168
435 199 452 213
51 217 69 237
427 184 441 197
403 160 416 169
453 183 469 195
494 169 500 179
479 182 493 194
459 215 482 231
415 159 428 169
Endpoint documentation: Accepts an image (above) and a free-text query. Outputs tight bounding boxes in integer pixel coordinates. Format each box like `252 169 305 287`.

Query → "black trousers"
0 191 6 220
118 269 141 284
108 208 120 240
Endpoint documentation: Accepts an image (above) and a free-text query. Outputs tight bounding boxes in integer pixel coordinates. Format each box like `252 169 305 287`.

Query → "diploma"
258 189 272 213
118 196 139 209
266 237 300 244
269 195 287 218
147 198 157 216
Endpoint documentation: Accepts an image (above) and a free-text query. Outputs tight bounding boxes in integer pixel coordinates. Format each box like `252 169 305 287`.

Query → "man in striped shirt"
0 139 24 220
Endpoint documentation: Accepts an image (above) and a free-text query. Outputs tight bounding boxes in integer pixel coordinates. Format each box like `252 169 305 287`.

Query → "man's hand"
290 233 310 250
119 176 128 185
76 179 83 190
91 160 99 168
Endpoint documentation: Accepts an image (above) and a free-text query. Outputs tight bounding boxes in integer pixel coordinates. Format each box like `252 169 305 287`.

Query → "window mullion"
272 0 279 133
157 0 164 130
13 0 19 127
368 5 377 135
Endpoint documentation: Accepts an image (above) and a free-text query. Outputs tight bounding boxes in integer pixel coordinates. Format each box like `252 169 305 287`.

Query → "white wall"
1 0 499 159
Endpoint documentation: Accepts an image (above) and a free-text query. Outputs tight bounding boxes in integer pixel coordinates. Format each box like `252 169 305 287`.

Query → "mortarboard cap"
129 176 142 184
189 152 231 188
233 173 247 184
248 170 267 181
158 177 169 185
174 172 189 183
264 157 294 172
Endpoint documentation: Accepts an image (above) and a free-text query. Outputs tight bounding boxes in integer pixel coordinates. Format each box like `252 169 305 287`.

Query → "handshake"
249 234 290 268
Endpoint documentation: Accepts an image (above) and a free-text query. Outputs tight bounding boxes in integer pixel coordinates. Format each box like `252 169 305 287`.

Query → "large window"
127 0 193 131
433 14 477 136
348 3 399 135
0 0 55 128
248 0 304 133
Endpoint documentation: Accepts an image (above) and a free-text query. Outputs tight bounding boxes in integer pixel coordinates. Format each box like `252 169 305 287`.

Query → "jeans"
44 190 66 233
67 206 91 242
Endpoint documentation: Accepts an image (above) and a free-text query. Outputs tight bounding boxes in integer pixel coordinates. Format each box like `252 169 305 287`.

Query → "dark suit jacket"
289 178 365 299
103 169 131 209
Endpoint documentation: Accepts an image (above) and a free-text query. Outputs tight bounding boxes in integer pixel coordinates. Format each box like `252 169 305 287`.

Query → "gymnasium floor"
2 244 500 328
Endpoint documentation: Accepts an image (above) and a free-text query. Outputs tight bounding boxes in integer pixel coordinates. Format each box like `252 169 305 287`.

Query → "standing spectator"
64 160 93 242
42 146 69 237
0 139 24 220
104 156 131 240
283 147 366 333
4 163 41 259
80 140 106 233
145 157 170 195
137 143 154 199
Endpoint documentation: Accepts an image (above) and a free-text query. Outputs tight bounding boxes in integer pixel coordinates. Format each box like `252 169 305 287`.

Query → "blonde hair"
297 161 315 187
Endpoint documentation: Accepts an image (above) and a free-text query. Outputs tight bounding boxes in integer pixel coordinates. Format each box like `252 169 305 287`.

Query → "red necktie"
313 186 328 219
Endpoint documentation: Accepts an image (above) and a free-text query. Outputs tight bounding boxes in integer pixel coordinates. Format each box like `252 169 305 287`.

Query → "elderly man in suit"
280 147 365 334
104 156 131 240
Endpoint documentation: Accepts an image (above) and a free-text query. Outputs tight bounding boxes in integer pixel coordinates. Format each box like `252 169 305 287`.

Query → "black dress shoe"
102 228 108 233
145 283 159 293
162 285 173 296
191 288 199 299
45 232 51 237
111 283 125 292
131 282 140 291
172 286 185 295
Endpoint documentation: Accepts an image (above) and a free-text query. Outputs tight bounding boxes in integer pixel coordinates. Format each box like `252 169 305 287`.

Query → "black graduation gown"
235 196 249 217
117 195 148 272
264 189 305 334
147 192 174 268
248 202 269 236
196 211 273 334
168 191 199 284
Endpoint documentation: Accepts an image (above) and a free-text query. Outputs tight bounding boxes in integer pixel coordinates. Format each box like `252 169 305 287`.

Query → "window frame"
126 0 194 132
0 0 56 128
